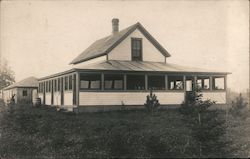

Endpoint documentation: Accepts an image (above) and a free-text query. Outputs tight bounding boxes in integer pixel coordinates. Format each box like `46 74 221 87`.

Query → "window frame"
212 76 225 90
126 74 145 90
147 75 166 90
79 73 102 90
104 74 124 90
131 38 143 61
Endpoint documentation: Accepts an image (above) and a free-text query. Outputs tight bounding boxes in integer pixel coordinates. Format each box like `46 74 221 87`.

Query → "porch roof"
39 60 230 81
74 60 230 74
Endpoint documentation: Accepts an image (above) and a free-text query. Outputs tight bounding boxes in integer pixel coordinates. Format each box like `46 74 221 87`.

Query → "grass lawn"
0 101 249 158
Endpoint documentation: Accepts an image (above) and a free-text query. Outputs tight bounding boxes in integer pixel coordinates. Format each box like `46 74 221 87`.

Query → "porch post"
209 76 213 91
183 75 186 103
124 74 127 91
183 75 186 91
225 75 228 104
165 75 168 90
194 76 197 90
101 73 104 91
145 74 148 90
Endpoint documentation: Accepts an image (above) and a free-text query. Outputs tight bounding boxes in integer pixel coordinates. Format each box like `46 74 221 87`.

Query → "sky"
0 0 249 93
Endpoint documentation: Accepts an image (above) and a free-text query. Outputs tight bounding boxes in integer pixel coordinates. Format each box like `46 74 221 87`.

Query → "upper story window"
131 38 142 61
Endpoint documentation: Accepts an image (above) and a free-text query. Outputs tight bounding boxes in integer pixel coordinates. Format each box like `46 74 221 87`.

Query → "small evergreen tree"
144 89 160 113
180 83 228 157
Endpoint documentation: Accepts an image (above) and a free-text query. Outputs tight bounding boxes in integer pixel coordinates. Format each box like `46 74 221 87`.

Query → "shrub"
144 89 160 113
230 93 249 118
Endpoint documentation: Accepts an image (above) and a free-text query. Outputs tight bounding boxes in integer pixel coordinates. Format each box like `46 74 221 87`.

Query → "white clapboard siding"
45 93 51 105
38 93 44 104
79 92 185 106
64 92 73 106
53 92 61 106
202 92 226 104
108 28 165 62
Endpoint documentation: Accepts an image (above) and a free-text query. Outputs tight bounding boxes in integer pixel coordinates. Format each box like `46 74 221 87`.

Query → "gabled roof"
70 22 171 64
4 76 38 90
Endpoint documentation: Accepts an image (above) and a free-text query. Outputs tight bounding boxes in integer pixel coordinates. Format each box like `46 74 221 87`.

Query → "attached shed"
3 77 38 105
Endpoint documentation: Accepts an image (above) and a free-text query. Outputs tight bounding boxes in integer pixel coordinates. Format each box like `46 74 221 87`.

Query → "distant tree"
144 89 160 114
0 59 15 89
180 83 229 157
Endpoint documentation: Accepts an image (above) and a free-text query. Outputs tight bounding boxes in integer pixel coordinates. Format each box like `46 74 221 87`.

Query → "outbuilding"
3 76 38 105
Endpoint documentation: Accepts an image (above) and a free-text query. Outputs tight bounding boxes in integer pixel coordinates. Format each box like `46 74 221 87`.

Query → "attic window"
131 38 142 61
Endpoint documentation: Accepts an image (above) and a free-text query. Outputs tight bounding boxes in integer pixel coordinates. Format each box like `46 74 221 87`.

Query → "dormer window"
131 38 142 61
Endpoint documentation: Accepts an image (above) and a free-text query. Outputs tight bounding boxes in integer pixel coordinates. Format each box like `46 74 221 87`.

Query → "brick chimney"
112 18 119 34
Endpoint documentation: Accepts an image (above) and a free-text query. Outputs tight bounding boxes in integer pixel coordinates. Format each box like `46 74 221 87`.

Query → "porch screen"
104 74 123 90
148 75 165 90
212 76 225 90
127 75 145 90
80 74 101 90
168 75 184 90
197 76 210 90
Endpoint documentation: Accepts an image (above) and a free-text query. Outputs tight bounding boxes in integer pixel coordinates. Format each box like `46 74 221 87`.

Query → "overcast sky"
1 0 249 93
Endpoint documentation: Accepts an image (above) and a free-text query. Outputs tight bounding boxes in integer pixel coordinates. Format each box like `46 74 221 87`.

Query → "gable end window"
131 38 142 61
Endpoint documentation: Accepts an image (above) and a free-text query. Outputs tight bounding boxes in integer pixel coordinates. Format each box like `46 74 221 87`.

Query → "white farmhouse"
38 19 230 112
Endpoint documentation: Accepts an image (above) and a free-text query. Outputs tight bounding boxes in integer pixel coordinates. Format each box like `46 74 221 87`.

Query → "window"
168 75 184 90
148 75 165 90
80 73 101 90
65 76 68 90
197 76 210 90
127 75 145 90
69 75 73 90
104 74 123 90
58 78 61 91
212 76 225 90
23 90 27 96
131 38 142 61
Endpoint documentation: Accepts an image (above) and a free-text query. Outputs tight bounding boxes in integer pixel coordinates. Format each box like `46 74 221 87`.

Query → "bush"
230 93 249 118
144 89 160 113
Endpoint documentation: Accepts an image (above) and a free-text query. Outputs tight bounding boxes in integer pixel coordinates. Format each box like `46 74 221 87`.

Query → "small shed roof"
70 22 171 64
4 76 38 90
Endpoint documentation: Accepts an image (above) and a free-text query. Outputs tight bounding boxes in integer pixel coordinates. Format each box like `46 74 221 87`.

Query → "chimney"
112 18 119 34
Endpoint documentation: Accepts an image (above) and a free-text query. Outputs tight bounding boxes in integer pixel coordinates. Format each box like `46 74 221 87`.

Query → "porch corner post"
225 75 228 104
145 74 148 90
76 72 80 107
